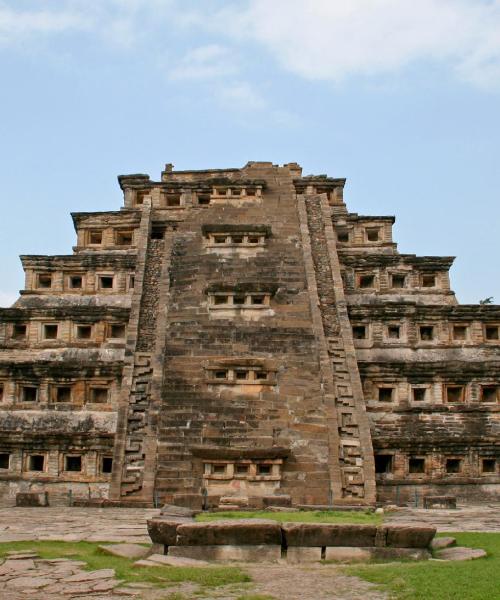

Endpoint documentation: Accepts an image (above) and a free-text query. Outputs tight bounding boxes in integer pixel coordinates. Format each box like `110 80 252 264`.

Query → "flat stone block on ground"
144 553 210 567
282 523 377 547
437 547 487 561
384 525 436 548
431 536 456 550
65 568 115 582
98 543 150 560
159 503 198 518
175 519 282 546
169 544 282 562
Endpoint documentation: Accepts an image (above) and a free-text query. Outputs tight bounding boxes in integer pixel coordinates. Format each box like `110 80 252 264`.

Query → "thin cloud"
169 45 237 81
211 0 500 89
0 3 90 44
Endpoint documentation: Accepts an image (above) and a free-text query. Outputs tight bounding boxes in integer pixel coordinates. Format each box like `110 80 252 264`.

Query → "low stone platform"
147 518 436 562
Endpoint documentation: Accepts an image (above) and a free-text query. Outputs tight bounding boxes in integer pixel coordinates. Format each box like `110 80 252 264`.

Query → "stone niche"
191 446 289 508
201 224 272 258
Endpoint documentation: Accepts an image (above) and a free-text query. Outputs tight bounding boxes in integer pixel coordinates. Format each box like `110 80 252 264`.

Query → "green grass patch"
347 532 500 600
196 510 380 524
0 541 250 588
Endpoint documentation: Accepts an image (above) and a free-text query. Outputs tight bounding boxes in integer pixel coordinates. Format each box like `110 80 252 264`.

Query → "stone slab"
8 575 53 588
0 559 36 574
65 568 115 582
144 553 210 567
282 523 377 547
147 518 190 546
384 525 436 548
133 559 160 567
169 544 282 562
325 547 430 562
437 547 487 561
98 543 150 560
175 519 282 546
159 503 198 518
431 536 456 550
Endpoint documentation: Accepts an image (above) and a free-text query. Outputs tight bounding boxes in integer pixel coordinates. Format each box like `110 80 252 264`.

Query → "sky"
0 0 499 306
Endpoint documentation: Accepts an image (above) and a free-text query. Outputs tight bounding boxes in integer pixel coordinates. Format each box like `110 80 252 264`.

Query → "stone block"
160 503 198 518
423 496 457 509
431 536 456 550
219 496 249 508
147 518 190 546
175 519 282 546
324 547 372 562
142 553 209 567
286 546 322 563
384 525 436 548
172 493 203 510
263 495 292 508
437 547 486 561
98 543 150 560
169 544 282 562
282 523 377 547
15 492 48 507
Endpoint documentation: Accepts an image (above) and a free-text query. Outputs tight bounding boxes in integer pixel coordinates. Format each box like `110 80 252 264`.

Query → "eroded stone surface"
282 523 377 547
384 525 436 548
431 536 456 550
98 543 150 560
175 519 282 546
142 553 209 567
437 546 487 561
169 544 283 562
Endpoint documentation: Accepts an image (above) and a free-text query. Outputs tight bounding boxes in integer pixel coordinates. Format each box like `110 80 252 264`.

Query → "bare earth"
0 504 498 599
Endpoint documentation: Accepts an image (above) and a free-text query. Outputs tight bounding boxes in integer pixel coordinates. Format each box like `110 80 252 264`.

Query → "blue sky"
0 0 499 305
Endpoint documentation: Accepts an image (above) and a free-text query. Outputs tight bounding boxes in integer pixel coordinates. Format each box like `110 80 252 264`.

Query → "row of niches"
203 460 282 481
206 367 276 385
76 228 136 249
335 224 393 245
364 380 500 405
0 320 127 346
208 292 271 310
134 186 263 208
0 379 117 407
342 270 449 292
204 232 266 247
351 321 500 345
25 271 135 294
374 452 498 479
0 449 113 477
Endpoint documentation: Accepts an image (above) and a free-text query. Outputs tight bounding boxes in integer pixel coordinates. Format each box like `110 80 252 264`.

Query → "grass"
196 510 381 524
0 540 250 588
347 532 500 600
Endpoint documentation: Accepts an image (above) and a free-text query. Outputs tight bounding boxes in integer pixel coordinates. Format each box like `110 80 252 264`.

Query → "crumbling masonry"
0 162 498 507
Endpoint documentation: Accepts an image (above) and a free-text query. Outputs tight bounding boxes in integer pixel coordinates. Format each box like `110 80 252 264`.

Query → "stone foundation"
147 517 436 563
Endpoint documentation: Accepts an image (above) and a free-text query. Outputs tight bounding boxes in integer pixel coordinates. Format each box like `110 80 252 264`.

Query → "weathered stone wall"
0 161 498 507
154 165 342 507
